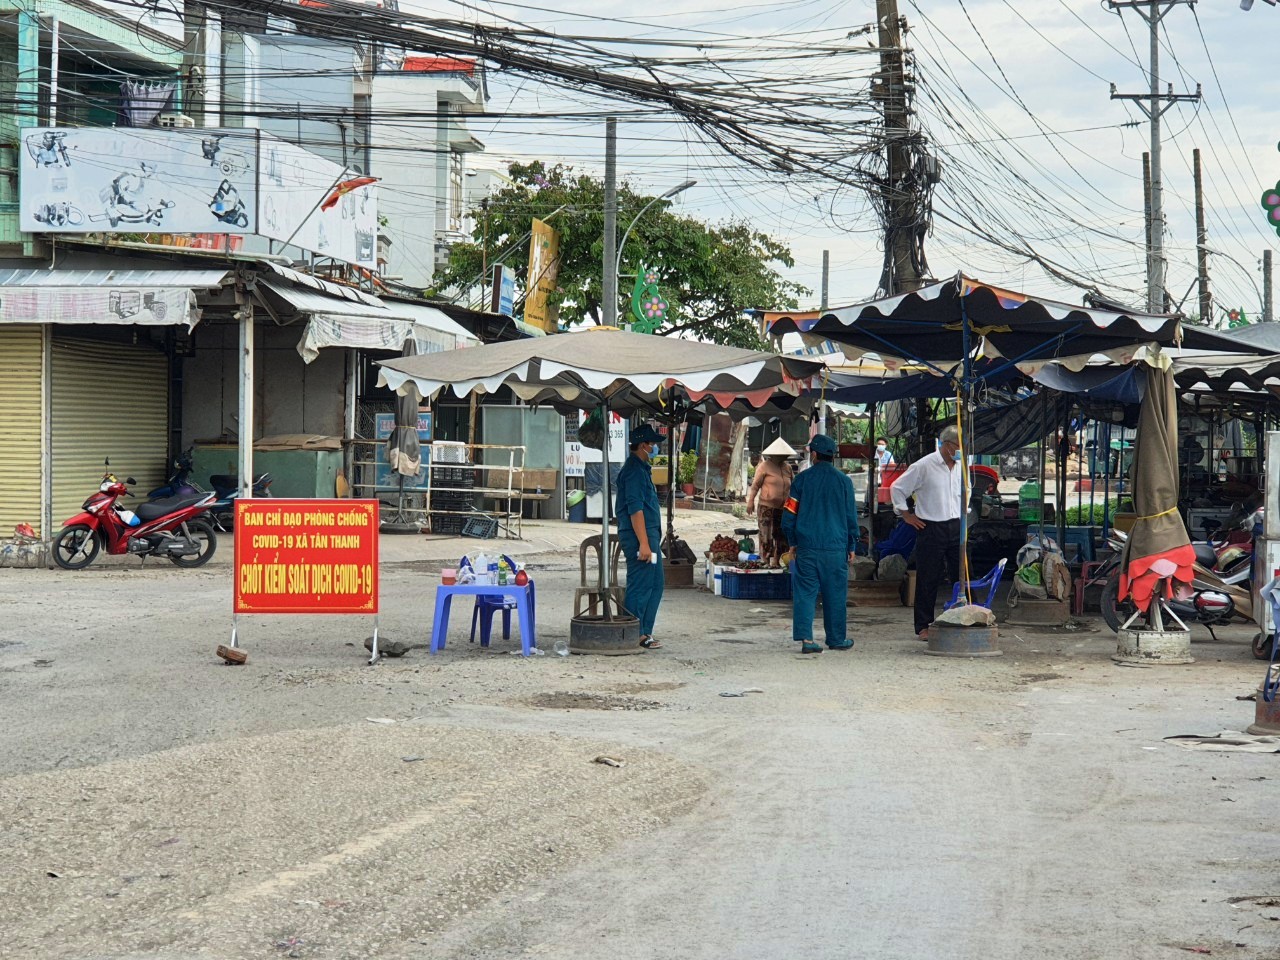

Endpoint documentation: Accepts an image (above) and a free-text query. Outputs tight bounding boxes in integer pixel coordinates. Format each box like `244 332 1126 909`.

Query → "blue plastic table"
430 582 537 656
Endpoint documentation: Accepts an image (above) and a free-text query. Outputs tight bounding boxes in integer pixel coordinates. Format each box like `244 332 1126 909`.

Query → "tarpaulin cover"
765 275 1182 369
822 359 1021 404
1118 364 1194 612
376 328 824 414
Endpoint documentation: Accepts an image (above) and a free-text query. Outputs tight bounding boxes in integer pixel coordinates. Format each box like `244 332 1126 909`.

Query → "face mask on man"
877 444 887 452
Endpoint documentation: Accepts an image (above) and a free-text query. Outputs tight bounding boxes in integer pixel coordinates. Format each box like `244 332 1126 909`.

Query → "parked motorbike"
1099 507 1261 640
147 448 202 501
207 472 274 531
52 462 218 570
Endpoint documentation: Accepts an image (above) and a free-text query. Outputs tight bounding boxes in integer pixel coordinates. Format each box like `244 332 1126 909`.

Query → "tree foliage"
430 161 809 347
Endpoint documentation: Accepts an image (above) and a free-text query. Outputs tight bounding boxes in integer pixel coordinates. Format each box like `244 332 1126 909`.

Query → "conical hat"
762 438 797 457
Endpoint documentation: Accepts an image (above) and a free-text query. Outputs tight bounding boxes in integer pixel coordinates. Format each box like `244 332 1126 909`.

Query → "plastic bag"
1012 562 1048 600
876 553 908 582
1042 551 1073 601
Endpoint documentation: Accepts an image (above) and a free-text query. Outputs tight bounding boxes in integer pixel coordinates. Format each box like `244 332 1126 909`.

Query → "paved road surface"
0 536 1274 960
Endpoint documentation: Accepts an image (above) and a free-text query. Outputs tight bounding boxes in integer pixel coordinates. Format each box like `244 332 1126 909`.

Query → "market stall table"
429 581 537 656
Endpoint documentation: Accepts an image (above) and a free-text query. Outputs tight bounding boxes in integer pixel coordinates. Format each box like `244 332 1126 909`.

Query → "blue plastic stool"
946 557 1008 610
1060 527 1095 563
468 555 535 646
431 582 537 656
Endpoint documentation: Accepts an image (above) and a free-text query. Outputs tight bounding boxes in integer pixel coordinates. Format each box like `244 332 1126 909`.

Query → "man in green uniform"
782 434 859 654
615 423 666 650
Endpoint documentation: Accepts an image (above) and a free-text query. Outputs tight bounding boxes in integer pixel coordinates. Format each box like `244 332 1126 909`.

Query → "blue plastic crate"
720 570 792 601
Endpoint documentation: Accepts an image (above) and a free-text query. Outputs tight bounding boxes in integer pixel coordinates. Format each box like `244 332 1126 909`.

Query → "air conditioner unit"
157 114 195 128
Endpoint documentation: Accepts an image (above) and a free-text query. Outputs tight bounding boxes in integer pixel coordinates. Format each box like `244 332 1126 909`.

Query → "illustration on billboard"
20 127 259 236
200 134 251 177
19 126 378 268
26 131 71 168
209 180 251 228
90 163 175 229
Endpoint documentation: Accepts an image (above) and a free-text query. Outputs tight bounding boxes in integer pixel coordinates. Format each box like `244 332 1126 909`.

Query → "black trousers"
914 518 962 634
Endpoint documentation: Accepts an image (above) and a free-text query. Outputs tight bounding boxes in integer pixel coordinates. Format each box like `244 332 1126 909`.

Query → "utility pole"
1193 148 1212 324
1108 1 1201 313
1265 249 1274 322
820 249 830 310
602 117 618 327
874 0 925 296
1142 151 1153 276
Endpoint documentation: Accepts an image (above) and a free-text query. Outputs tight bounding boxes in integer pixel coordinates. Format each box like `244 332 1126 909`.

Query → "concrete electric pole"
1265 249 1274 322
874 0 926 296
1108 1 1201 314
1193 148 1212 324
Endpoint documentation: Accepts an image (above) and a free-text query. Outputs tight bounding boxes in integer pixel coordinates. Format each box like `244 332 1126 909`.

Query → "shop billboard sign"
523 217 561 332
19 127 377 268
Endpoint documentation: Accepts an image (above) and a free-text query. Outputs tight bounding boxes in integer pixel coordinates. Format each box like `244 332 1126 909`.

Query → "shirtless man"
746 438 796 566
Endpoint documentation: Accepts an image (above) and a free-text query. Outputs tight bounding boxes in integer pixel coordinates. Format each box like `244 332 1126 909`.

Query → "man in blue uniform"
615 423 666 650
782 434 859 654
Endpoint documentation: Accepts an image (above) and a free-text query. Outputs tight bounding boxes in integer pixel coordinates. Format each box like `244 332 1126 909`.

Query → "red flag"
321 176 377 212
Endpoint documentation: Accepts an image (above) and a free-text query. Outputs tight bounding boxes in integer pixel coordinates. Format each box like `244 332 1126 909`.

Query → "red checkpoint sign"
234 499 379 614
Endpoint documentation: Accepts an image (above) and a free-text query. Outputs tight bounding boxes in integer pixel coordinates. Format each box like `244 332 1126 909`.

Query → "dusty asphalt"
1 517 1277 960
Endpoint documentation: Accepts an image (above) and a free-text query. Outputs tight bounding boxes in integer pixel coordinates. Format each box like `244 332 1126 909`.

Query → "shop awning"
256 278 478 362
0 268 229 329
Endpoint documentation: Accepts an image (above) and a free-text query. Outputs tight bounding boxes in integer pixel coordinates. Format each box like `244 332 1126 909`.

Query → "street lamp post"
613 180 697 316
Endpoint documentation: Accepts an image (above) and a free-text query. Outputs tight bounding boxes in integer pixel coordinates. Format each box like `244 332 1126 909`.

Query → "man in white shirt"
890 425 964 640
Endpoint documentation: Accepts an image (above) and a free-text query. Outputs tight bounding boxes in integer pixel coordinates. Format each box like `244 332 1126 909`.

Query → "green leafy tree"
431 161 808 347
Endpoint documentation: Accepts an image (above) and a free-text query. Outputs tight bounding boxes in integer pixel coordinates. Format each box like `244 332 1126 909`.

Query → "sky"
93 0 1280 320
404 0 1280 321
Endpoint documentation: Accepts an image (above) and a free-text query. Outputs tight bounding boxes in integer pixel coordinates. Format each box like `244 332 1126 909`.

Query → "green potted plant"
677 450 699 496
650 454 670 486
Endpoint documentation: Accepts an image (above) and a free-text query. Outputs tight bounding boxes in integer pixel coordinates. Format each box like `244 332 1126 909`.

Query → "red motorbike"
52 463 219 570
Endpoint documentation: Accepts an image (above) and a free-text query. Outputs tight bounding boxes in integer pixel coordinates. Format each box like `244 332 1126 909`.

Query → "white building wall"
371 72 486 290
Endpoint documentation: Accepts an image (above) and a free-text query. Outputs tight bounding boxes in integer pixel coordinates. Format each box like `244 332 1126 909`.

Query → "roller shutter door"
51 338 168 527
0 326 44 536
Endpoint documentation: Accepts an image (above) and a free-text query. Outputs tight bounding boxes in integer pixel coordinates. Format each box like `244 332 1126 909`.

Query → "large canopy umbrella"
377 329 822 616
1118 363 1195 622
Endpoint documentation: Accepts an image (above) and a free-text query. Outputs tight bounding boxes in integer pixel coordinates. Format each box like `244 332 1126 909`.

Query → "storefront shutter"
51 338 169 527
0 326 44 536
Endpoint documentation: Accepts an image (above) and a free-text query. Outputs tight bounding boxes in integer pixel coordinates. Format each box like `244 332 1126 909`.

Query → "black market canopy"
764 274 1241 376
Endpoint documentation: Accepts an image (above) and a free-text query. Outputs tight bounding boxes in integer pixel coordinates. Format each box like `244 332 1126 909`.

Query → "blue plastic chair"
946 557 1008 611
469 555 531 645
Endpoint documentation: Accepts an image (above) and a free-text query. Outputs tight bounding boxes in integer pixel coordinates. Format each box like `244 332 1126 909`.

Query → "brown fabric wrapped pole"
1118 363 1194 613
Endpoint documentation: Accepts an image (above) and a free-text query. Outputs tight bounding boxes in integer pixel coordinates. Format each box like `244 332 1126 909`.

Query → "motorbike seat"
210 473 271 492
135 493 208 522
1192 542 1219 568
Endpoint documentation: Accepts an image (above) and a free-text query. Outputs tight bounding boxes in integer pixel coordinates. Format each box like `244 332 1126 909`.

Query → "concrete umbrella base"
1247 668 1280 735
569 614 643 655
924 622 1002 658
1113 627 1193 665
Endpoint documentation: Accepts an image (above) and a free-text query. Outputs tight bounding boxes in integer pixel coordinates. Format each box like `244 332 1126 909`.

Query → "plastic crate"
720 570 792 601
461 516 499 539
432 514 466 535
431 466 475 488
432 492 475 508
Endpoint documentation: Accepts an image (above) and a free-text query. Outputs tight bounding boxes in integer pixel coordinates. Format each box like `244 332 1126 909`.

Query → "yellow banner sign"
523 218 561 332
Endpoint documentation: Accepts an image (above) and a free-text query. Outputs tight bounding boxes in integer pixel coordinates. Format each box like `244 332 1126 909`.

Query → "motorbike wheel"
53 524 100 570
213 510 235 532
1100 571 1136 633
170 519 218 568
1252 632 1275 661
